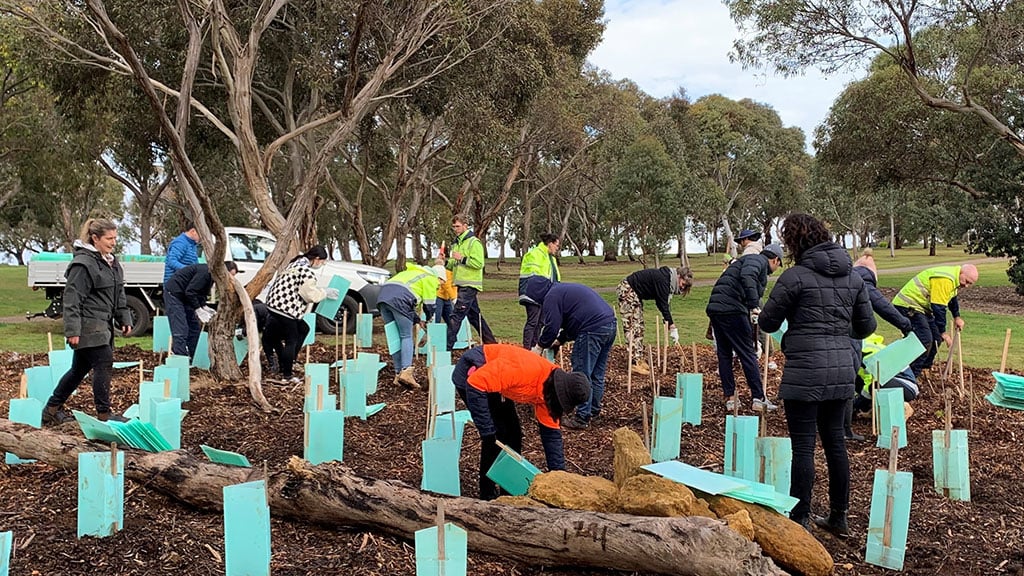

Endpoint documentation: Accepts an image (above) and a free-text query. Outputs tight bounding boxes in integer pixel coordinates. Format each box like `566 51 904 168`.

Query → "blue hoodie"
524 276 616 348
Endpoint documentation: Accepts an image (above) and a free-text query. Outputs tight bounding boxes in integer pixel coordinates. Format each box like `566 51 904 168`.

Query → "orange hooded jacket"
466 343 559 429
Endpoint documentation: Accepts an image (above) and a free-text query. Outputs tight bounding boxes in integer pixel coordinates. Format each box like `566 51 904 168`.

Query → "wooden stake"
943 389 952 498
1000 328 1012 373
494 439 522 461
627 333 633 394
305 341 310 365
655 320 661 373
413 324 419 359
436 500 447 576
691 342 698 373
47 332 53 352
969 373 974 432
110 443 118 477
163 378 172 398
342 311 348 363
138 361 144 385
882 426 900 547
335 316 340 364
317 381 324 411
648 345 657 393
956 330 965 399
677 344 685 374
19 373 27 399
641 401 649 453
662 322 669 375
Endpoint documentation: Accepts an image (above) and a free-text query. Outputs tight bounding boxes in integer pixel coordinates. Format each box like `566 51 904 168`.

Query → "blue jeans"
434 298 453 325
379 302 414 372
785 398 849 522
164 292 200 359
570 321 617 420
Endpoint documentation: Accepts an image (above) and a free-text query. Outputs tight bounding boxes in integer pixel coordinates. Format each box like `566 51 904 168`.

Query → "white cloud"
588 0 866 150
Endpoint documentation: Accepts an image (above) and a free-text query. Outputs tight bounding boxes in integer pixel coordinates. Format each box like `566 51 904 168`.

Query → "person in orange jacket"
453 343 590 500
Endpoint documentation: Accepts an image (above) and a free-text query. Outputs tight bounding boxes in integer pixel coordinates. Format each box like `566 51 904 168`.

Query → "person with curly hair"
758 213 876 537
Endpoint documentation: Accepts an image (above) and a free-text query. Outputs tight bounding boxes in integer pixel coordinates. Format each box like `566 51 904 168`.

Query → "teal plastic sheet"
201 445 252 468
48 348 73 384
148 398 183 450
755 437 792 496
415 522 468 576
641 461 747 495
433 365 456 415
485 447 541 496
0 530 11 576
356 314 373 348
191 332 210 370
304 410 345 465
869 333 925 388
987 371 1024 410
876 389 907 450
418 322 448 356
421 434 462 496
932 429 970 501
73 411 124 444
6 397 42 464
223 481 271 576
138 380 172 421
340 370 368 419
453 318 471 350
233 334 249 366
866 469 913 571
77 451 124 538
314 275 352 320
384 321 401 355
112 361 140 369
305 363 330 388
724 415 759 481
720 477 800 515
768 319 788 344
164 356 192 402
431 410 473 442
152 365 182 403
24 366 55 403
651 396 683 462
302 312 316 347
152 316 170 353
675 373 703 426
303 390 337 413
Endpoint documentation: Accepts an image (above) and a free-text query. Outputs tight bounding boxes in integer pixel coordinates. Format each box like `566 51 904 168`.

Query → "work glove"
196 306 215 324
669 326 679 345
324 287 340 300
530 345 543 355
750 308 761 325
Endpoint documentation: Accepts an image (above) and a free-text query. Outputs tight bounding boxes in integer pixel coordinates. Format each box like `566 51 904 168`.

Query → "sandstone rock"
690 497 718 519
722 509 755 541
494 495 548 508
708 496 834 576
618 474 695 516
612 427 652 487
528 471 619 512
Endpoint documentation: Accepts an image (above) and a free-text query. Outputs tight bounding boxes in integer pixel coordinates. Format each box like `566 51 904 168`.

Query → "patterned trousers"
617 278 645 364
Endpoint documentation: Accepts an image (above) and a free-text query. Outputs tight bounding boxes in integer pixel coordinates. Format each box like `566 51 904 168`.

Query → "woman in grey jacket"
43 218 133 425
758 213 876 536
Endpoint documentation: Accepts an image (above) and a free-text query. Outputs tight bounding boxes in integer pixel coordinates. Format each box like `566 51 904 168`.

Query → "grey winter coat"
759 242 876 402
63 244 131 349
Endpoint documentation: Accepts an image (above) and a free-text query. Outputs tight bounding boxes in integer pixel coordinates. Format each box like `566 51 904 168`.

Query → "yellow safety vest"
893 265 960 314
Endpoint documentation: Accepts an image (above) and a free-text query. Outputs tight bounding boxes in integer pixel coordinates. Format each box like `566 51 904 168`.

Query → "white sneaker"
725 398 737 411
752 397 778 412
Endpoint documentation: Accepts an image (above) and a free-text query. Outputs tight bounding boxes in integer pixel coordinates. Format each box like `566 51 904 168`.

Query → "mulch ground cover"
1 285 1022 576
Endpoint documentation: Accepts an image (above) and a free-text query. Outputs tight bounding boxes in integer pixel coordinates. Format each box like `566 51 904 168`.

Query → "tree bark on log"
0 421 784 576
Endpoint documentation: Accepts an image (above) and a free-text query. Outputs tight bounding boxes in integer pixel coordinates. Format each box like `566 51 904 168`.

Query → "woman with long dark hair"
758 213 876 535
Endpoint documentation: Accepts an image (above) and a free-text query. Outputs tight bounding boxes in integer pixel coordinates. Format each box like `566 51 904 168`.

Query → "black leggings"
262 313 309 378
785 398 849 522
48 343 114 413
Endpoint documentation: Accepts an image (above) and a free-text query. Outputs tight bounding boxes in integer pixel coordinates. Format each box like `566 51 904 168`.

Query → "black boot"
813 509 850 537
97 411 129 423
41 405 73 426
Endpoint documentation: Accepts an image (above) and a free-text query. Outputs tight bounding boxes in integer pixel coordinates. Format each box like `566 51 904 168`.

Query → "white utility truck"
26 226 390 337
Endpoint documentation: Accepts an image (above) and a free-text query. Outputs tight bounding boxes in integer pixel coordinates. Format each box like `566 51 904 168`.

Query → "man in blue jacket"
163 221 200 283
526 276 616 429
706 243 783 411
164 262 238 359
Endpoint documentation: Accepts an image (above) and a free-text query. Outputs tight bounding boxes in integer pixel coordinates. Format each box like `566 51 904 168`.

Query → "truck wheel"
123 295 151 337
315 295 359 335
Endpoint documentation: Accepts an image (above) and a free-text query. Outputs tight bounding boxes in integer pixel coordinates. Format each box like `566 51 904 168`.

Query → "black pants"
785 398 849 522
521 302 543 349
47 343 114 413
710 314 765 400
262 313 309 378
895 306 940 375
447 286 496 351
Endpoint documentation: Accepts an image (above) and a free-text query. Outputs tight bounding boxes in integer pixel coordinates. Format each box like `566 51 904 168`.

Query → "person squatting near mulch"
163 262 238 361
616 265 693 375
524 276 616 429
453 344 590 500
43 218 133 425
377 263 446 390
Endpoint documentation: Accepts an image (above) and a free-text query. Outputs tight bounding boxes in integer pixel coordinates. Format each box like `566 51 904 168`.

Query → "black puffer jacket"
759 242 876 402
63 243 131 349
852 266 912 334
706 253 771 316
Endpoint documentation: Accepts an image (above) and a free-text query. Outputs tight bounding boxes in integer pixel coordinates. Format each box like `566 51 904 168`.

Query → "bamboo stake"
138 361 144 386
648 346 657 393
662 322 669 375
342 311 348 364
19 373 27 399
1000 328 1012 373
677 344 685 374
335 317 339 365
110 443 118 477
163 378 172 398
494 439 522 460
641 401 649 453
317 380 324 411
943 389 952 498
872 360 881 437
627 333 633 394
956 330 965 399
691 342 698 373
882 426 900 548
47 332 53 352
969 373 974 432
437 500 447 576
655 320 661 373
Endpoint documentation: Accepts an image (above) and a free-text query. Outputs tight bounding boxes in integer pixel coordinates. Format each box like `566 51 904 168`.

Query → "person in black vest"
759 213 876 537
164 261 238 360
706 243 783 412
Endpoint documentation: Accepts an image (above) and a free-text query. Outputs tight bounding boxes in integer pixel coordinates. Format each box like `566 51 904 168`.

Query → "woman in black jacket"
758 214 876 536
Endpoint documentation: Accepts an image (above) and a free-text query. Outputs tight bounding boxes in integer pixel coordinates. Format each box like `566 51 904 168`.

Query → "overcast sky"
587 0 865 153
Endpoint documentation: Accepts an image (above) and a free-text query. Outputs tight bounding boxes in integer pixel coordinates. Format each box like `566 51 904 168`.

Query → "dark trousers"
896 306 940 375
262 313 309 378
447 286 496 351
785 398 849 522
47 343 114 413
710 314 765 400
164 292 200 359
434 298 453 325
521 302 543 349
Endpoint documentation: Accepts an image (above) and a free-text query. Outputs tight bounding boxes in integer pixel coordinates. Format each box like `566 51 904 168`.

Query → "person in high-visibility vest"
444 214 497 350
378 263 446 389
892 264 978 376
518 233 561 349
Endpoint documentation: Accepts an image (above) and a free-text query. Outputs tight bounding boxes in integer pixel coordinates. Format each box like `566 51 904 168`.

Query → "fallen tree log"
0 420 784 576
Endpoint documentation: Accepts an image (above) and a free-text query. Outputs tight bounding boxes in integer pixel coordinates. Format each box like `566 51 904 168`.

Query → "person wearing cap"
262 245 340 385
378 262 447 389
737 229 764 257
453 343 590 500
617 265 693 375
518 233 561 349
706 243 784 411
523 276 616 429
892 263 979 376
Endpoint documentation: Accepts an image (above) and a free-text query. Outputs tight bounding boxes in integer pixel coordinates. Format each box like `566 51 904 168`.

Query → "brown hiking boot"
631 360 651 376
904 402 914 420
397 367 421 390
97 411 129 423
42 405 74 426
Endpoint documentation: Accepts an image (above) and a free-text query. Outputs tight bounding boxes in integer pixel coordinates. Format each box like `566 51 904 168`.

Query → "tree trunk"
0 421 782 576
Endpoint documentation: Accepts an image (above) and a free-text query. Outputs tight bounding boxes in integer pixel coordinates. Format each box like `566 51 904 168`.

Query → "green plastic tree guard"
152 316 170 353
77 450 124 538
486 445 542 496
24 366 55 403
453 318 472 350
152 366 182 404
356 313 373 348
48 348 73 384
0 530 11 576
866 468 913 571
304 408 345 465
233 334 248 366
147 397 183 450
201 445 252 468
163 356 192 402
305 363 330 388
384 321 401 355
415 522 468 576
223 480 271 576
675 373 703 426
875 388 907 450
6 397 42 464
724 415 759 481
340 370 368 419
433 365 456 414
138 380 172 421
421 424 462 496
191 332 211 370
932 429 971 501
651 396 683 462
755 436 792 496
314 275 352 320
301 312 317 347
870 333 925 388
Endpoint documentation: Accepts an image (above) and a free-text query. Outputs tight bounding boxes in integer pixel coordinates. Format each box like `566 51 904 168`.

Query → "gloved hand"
196 306 215 324
750 308 761 325
530 345 543 355
324 287 340 300
669 325 679 345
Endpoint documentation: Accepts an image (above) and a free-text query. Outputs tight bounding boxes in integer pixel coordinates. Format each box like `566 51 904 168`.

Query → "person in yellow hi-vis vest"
518 233 561 349
445 214 497 351
378 263 447 389
892 264 978 376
